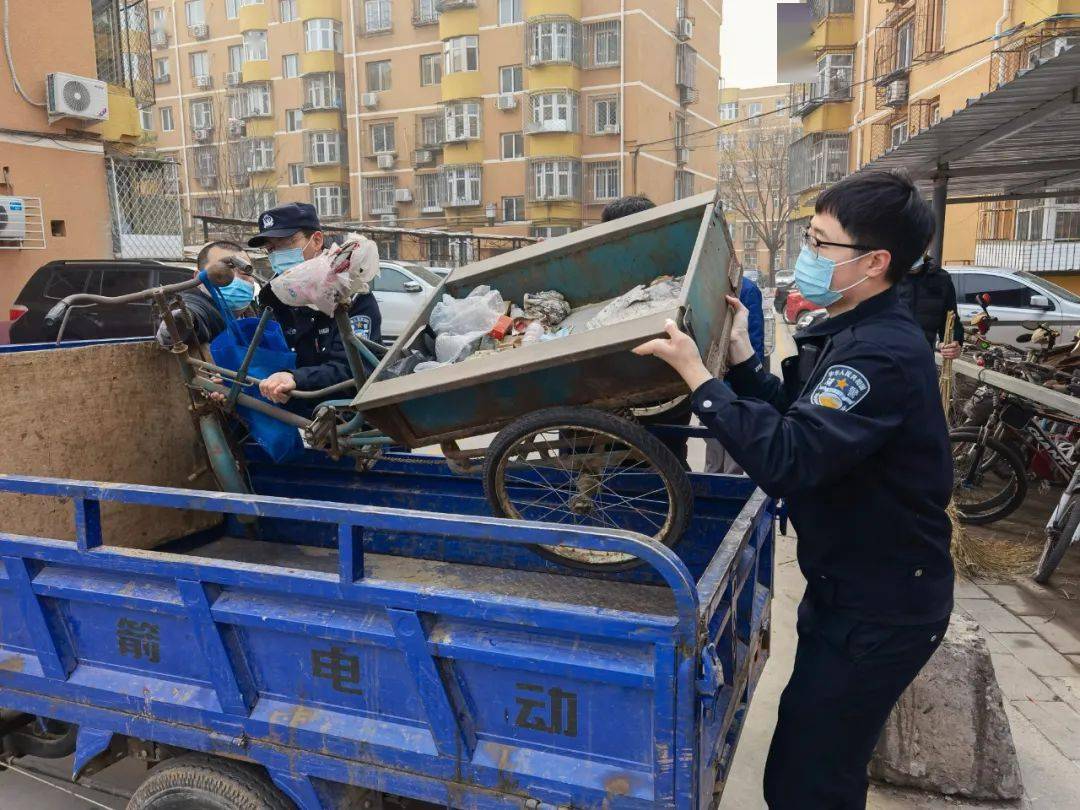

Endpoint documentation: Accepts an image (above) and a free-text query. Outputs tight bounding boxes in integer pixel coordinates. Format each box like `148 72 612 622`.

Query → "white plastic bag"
268 233 381 315
429 286 505 336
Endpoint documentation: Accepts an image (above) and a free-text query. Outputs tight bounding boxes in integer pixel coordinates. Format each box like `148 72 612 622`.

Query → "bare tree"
717 122 801 285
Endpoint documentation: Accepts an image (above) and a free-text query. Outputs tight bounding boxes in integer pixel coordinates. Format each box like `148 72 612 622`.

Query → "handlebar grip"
44 301 70 329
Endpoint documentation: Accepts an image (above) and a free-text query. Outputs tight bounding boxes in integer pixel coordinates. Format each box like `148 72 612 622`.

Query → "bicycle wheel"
950 428 1028 525
1034 499 1080 584
483 407 693 572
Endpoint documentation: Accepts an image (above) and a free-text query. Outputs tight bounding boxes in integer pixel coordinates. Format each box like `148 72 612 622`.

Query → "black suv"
9 260 195 344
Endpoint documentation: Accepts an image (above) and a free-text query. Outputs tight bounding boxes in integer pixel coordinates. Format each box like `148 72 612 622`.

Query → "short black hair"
814 170 935 284
196 240 243 271
602 195 656 222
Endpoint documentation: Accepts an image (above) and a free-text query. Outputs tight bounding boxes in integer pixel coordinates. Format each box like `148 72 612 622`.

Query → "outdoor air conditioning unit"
376 153 395 170
0 197 27 241
414 148 434 165
394 188 413 203
380 214 398 226
227 119 245 137
676 17 694 41
193 74 212 90
193 128 211 142
675 146 690 164
189 24 209 40
224 71 241 88
151 30 168 48
885 78 909 108
45 73 108 122
599 124 620 135
362 92 379 109
495 93 518 110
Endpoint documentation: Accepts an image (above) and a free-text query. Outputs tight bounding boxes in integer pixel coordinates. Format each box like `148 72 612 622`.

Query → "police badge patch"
349 315 372 339
810 365 870 411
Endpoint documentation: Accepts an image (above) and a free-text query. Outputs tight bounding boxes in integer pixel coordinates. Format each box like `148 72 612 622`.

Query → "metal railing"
105 157 184 259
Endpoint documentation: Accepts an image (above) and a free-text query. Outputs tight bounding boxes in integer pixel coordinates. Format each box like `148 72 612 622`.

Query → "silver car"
371 261 443 343
946 266 1080 347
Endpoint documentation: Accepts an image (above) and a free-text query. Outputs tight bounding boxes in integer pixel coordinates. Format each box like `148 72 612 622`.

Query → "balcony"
790 78 852 117
678 85 699 106
524 119 576 135
436 0 476 10
302 97 343 113
151 29 168 49
787 131 849 196
808 13 855 53
412 1 439 26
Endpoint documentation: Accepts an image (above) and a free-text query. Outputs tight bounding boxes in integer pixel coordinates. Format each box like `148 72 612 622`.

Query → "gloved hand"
155 309 193 348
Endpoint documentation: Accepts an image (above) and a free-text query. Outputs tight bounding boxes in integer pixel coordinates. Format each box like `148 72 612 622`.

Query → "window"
228 45 243 73
160 106 174 131
185 0 205 27
417 174 441 212
305 19 343 52
289 163 305 185
242 83 272 117
443 100 481 141
154 57 169 81
585 20 619 68
440 165 482 207
364 177 396 214
676 43 697 92
589 160 619 202
501 132 524 159
194 145 217 177
591 95 618 135
720 102 739 120
248 138 274 171
417 114 444 148
312 185 347 218
528 18 581 66
890 121 908 149
305 73 343 109
370 122 395 154
366 60 391 91
717 133 736 150
151 7 167 29
244 30 267 61
189 51 208 80
897 20 914 70
960 274 1043 309
718 164 734 181
139 108 153 131
498 0 521 24
421 53 441 86
816 52 853 99
788 132 849 195
415 0 438 25
532 226 572 239
748 101 763 118
190 98 213 129
530 158 581 201
279 0 296 22
742 250 759 270
194 198 220 218
1055 198 1080 241
930 101 942 125
673 114 687 149
675 170 694 200
444 35 478 73
286 108 303 131
372 266 413 292
1015 200 1045 241
502 196 524 221
227 92 243 120
529 90 579 133
282 54 298 78
499 65 523 93
224 0 238 17
364 0 392 34
308 131 342 164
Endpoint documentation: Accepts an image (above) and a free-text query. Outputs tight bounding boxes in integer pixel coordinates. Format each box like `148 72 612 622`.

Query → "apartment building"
716 83 800 275
143 0 722 238
785 0 1080 266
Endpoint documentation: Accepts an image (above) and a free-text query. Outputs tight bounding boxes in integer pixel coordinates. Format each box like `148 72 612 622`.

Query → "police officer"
635 170 953 809
247 203 382 408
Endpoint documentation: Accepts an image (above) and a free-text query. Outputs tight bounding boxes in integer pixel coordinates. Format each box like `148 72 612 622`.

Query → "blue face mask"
218 276 254 311
269 246 305 276
794 245 870 308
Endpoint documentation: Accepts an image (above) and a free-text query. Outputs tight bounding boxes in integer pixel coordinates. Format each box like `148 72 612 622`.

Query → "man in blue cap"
248 202 382 406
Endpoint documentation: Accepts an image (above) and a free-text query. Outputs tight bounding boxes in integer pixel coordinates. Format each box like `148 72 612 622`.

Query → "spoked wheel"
483 407 692 572
950 428 1028 525
1035 499 1080 584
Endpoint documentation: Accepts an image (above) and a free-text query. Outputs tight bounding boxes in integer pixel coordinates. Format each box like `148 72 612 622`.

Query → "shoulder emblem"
810 364 871 412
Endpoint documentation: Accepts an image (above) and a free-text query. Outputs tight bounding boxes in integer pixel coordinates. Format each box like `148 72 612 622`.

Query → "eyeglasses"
802 226 877 259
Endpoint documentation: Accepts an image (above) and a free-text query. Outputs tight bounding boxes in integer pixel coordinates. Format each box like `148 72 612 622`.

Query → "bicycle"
1034 460 1080 583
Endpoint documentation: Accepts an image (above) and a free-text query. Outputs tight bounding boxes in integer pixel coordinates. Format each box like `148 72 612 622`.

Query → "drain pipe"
853 0 872 168
995 0 1014 36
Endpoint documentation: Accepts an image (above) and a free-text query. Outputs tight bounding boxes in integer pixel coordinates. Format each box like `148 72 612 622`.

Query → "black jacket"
897 260 964 347
257 285 382 391
692 288 954 625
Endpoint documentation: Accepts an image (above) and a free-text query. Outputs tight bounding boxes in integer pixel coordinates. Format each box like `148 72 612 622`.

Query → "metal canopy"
859 45 1080 202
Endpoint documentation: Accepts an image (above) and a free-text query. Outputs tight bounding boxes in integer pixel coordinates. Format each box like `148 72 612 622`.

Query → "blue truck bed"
0 449 772 809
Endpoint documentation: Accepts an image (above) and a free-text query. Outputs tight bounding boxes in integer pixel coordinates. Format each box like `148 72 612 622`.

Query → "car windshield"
395 262 442 286
1015 271 1080 305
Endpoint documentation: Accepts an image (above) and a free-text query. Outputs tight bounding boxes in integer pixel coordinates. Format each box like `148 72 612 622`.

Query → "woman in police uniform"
635 170 953 809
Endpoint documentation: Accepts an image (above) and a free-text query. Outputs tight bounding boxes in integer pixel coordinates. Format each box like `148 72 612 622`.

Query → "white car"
371 261 443 343
946 266 1080 347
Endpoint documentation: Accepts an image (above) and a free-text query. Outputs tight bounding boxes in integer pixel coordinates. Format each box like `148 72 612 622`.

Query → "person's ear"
864 249 892 280
310 231 324 253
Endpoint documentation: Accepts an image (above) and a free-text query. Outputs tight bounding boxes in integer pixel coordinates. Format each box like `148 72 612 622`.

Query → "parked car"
371 261 443 343
783 289 821 325
796 308 828 330
9 259 197 344
946 266 1080 347
427 266 454 279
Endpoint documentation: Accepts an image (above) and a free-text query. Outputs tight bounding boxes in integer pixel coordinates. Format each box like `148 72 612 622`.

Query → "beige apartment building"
144 0 723 239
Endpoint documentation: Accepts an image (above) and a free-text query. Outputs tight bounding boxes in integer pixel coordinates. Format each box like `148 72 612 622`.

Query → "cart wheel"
127 754 294 810
484 407 693 571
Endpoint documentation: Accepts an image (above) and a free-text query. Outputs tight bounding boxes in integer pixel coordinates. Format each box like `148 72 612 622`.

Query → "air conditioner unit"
361 92 379 109
380 214 398 226
227 119 245 137
189 23 209 40
676 17 694 41
45 72 109 122
151 30 168 49
394 188 413 203
414 149 434 165
224 71 241 88
193 74 212 90
495 93 518 110
675 146 690 164
0 196 27 240
376 153 395 169
193 128 211 142
885 78 909 107
599 124 620 135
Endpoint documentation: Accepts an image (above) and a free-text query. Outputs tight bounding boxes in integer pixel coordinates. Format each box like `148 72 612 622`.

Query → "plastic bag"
268 234 381 315
435 332 486 364
586 277 683 330
523 290 570 327
429 285 505 336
